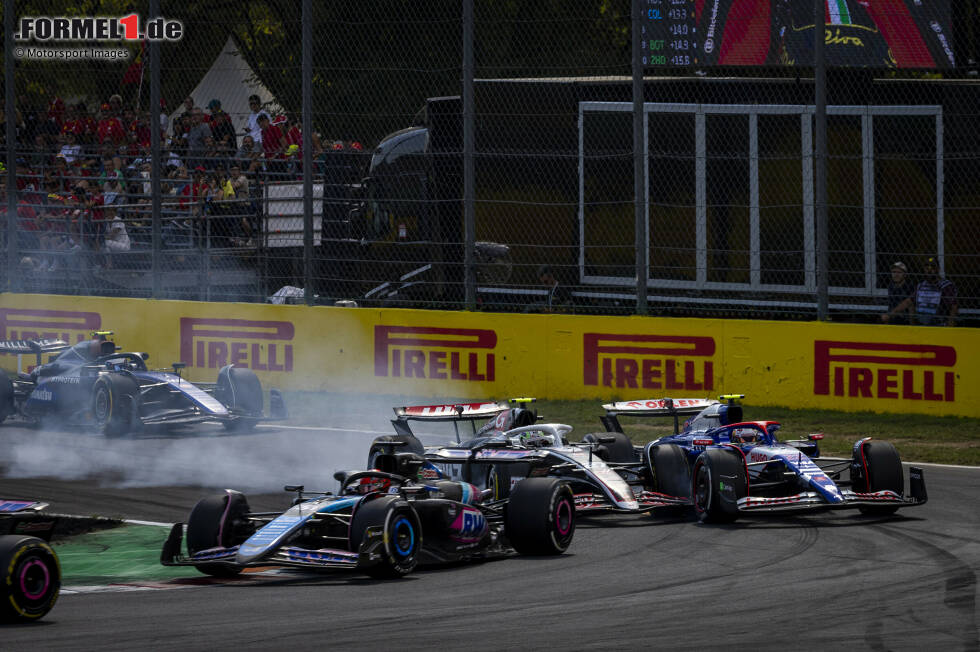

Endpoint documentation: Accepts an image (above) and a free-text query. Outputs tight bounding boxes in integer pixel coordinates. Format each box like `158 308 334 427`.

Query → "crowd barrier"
0 293 976 417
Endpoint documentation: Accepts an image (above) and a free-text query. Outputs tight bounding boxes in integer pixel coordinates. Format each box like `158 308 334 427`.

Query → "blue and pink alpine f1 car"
161 452 575 579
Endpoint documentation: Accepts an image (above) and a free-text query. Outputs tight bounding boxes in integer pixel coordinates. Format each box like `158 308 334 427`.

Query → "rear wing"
0 338 70 369
601 398 719 434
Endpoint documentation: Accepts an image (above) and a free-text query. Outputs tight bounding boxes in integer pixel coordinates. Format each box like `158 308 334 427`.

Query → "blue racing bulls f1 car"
0 499 60 623
0 332 285 436
161 453 575 579
600 395 928 522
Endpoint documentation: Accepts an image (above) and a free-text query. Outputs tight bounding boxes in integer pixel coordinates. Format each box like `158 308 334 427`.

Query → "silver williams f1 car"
0 499 60 623
367 399 682 515
161 452 575 579
600 395 928 522
0 332 285 436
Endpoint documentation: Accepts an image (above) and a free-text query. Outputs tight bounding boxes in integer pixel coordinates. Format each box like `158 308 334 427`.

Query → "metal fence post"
150 0 162 299
463 0 476 310
814 0 829 320
302 0 314 306
5 0 18 292
632 1 647 315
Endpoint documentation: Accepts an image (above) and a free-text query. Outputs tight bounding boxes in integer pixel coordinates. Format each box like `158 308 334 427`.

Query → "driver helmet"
731 428 760 445
351 475 391 494
519 430 551 448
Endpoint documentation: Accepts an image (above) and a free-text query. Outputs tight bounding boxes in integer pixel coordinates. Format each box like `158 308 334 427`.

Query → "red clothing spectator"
46 96 65 130
179 168 211 211
258 114 285 159
97 104 127 146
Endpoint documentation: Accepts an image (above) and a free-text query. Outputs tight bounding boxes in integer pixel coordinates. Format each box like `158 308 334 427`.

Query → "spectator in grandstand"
526 265 572 313
235 134 263 173
207 99 238 153
880 261 915 324
200 136 223 171
179 166 210 212
43 95 66 136
892 257 958 327
186 107 213 168
258 113 284 157
58 132 83 164
102 207 131 254
15 158 39 192
97 103 126 148
245 94 264 145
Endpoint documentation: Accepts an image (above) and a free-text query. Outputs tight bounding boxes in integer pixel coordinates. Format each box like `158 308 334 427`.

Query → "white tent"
167 36 283 144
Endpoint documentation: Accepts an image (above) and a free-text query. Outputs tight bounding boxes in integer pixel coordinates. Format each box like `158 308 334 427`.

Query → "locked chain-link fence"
2 0 978 327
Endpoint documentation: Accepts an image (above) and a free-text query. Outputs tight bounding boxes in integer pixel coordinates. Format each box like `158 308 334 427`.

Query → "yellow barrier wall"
1 294 976 417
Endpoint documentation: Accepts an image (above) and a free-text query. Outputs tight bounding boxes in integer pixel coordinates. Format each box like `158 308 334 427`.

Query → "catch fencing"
2 1 979 327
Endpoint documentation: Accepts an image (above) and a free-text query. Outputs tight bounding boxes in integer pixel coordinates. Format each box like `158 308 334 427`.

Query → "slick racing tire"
92 374 140 438
583 432 637 463
0 535 60 623
853 440 904 516
186 491 253 577
647 443 691 499
349 496 421 579
692 448 747 524
505 478 575 555
216 365 263 432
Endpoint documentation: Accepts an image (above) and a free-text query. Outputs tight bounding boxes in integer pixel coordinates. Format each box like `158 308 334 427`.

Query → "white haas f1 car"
600 395 928 522
0 499 60 623
0 332 285 436
367 399 679 514
161 452 575 579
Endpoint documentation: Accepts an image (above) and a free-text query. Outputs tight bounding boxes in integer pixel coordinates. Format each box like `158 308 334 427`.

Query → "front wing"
160 522 383 573
737 466 928 513
573 488 690 513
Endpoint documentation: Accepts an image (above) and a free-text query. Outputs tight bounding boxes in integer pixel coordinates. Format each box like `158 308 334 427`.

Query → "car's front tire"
349 495 421 578
505 478 575 555
852 440 904 516
92 374 139 437
185 490 253 577
216 366 263 432
692 448 747 524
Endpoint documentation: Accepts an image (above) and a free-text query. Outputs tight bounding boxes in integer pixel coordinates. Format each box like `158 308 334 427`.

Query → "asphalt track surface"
1 420 978 651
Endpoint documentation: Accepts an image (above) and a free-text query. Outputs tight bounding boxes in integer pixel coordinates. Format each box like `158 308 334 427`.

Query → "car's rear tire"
216 366 263 432
349 495 421 578
0 535 60 623
186 490 253 577
647 443 691 499
692 448 747 524
92 374 140 437
583 431 637 463
853 440 904 516
505 478 575 555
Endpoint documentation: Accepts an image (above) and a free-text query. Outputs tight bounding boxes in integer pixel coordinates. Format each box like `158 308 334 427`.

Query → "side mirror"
140 352 150 361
